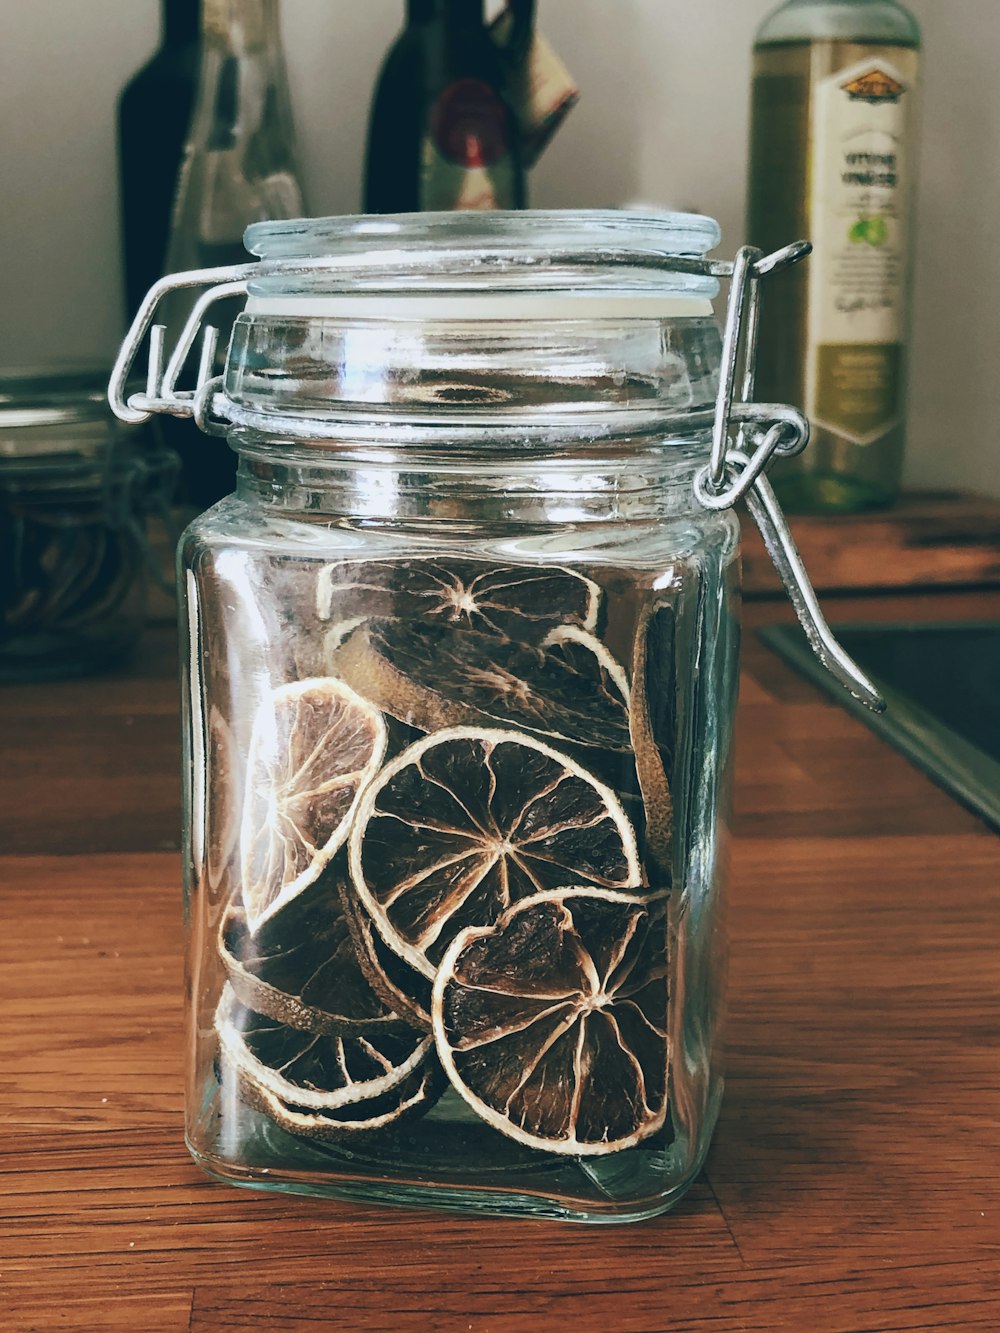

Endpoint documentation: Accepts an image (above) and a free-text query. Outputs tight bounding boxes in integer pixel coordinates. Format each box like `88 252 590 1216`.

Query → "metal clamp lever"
694 240 885 713
732 450 885 713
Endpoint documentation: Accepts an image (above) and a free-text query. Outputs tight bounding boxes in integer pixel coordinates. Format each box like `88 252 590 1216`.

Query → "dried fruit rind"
432 888 670 1156
219 889 412 1037
340 886 433 1031
348 726 643 980
230 1060 443 1141
628 603 674 881
216 984 432 1111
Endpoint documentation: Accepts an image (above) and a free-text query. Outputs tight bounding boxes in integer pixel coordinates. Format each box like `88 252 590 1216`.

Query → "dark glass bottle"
364 0 532 213
118 0 202 321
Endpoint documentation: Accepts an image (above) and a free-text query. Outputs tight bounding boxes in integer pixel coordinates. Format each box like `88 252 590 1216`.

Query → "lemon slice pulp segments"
219 880 412 1036
432 888 670 1156
215 984 440 1140
332 621 630 753
316 558 602 644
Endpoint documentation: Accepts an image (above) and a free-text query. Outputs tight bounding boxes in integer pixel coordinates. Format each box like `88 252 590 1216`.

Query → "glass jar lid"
242 209 722 317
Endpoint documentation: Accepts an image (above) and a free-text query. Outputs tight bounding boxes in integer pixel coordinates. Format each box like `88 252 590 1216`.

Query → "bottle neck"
203 0 281 51
163 0 201 45
407 0 486 28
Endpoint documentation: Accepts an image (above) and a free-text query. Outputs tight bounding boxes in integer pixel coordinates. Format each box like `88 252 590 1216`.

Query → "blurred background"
1 0 997 497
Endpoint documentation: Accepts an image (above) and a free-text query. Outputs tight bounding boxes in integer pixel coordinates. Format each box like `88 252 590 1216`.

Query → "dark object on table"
762 620 1000 831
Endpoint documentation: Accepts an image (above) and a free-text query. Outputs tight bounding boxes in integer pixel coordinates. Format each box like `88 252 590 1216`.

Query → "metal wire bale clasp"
699 242 885 714
693 242 812 510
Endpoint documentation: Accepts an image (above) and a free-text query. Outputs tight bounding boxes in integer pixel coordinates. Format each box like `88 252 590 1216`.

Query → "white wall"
1 0 996 496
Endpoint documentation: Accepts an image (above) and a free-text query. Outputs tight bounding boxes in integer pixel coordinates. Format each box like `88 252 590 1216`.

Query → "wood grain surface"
2 590 999 1332
741 492 1000 595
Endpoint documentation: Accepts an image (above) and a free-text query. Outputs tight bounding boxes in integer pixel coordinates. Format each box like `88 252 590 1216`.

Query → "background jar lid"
0 365 118 468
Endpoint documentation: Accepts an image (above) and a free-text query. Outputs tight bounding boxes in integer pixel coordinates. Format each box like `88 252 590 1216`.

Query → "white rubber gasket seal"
243 293 715 321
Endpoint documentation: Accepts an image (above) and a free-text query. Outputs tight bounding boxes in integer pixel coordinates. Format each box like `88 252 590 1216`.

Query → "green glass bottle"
747 0 921 512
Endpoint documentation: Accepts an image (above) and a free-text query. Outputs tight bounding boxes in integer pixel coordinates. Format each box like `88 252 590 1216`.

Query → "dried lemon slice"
316 558 601 644
240 678 387 933
216 986 439 1141
432 888 669 1156
219 882 413 1036
348 727 642 979
332 621 630 753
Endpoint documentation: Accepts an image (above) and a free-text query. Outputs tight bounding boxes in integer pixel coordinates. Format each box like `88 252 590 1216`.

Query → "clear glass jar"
112 211 879 1222
0 367 173 681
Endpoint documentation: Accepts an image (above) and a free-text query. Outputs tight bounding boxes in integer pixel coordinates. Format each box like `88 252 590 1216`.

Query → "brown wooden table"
3 591 999 1332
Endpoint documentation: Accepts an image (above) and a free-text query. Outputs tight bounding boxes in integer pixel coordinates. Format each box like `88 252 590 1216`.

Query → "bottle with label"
364 0 533 213
162 0 307 507
118 0 203 321
747 0 921 512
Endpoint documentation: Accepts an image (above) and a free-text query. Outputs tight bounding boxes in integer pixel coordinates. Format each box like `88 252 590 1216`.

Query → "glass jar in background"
111 211 882 1222
0 368 176 681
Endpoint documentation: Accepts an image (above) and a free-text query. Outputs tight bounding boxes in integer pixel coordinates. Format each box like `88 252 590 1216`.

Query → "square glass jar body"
181 487 739 1222
178 211 740 1222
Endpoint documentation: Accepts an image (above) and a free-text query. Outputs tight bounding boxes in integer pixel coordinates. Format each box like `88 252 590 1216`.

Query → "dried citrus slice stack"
432 889 669 1155
219 880 412 1036
240 677 387 932
216 985 440 1140
316 558 601 644
348 727 642 978
212 553 681 1156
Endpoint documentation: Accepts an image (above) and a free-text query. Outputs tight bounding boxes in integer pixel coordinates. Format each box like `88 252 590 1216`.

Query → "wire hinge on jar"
109 265 256 427
108 241 885 713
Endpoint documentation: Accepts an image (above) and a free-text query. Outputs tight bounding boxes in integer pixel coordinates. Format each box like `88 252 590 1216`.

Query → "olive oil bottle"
747 0 921 512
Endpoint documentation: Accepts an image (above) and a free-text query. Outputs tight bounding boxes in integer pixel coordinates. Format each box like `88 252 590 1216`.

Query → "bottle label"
489 13 579 167
203 0 268 47
806 49 920 445
421 79 518 210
